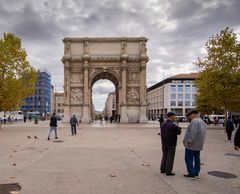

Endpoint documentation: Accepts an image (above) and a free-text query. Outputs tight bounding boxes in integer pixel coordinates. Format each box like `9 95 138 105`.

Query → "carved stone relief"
127 87 139 105
141 41 147 54
127 67 140 72
83 41 89 54
64 42 70 55
128 72 139 84
71 73 83 83
121 41 127 55
70 88 83 104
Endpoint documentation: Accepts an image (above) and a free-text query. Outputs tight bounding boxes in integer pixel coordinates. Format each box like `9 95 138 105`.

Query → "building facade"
147 73 198 120
52 93 64 115
103 92 116 117
21 70 52 116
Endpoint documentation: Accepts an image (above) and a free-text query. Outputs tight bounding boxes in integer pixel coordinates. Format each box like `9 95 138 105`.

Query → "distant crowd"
0 115 21 124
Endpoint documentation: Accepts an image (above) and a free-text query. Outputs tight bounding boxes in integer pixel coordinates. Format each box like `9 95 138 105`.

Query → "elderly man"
160 112 181 176
183 110 206 180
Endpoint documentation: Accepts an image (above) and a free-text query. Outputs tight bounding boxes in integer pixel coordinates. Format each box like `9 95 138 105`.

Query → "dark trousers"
71 125 77 135
160 145 176 174
226 130 233 140
185 149 200 176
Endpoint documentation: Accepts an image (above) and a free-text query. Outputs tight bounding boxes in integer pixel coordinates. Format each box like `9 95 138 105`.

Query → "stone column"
120 61 128 123
82 61 90 123
63 60 71 122
139 61 148 123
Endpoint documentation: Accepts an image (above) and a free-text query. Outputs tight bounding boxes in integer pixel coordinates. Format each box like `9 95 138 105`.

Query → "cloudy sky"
0 0 239 111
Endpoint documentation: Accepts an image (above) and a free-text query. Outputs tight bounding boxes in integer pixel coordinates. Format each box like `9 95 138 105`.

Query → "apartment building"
147 73 199 120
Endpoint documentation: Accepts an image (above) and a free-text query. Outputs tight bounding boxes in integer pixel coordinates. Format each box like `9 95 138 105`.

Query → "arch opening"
90 72 120 122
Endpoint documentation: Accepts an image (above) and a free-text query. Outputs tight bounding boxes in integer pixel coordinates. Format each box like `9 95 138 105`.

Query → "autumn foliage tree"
0 33 36 114
195 27 240 117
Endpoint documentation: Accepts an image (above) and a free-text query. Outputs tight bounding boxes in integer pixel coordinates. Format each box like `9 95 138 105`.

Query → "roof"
147 72 199 92
63 37 148 43
170 73 199 79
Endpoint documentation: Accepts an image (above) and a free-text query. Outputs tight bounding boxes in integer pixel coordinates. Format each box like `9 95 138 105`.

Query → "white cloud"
0 0 239 110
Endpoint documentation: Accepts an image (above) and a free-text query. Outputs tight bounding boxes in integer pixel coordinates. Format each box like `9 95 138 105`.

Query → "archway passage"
91 72 120 121
91 79 119 123
62 37 149 123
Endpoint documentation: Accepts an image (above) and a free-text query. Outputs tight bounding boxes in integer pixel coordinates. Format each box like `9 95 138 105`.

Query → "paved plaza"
0 121 239 194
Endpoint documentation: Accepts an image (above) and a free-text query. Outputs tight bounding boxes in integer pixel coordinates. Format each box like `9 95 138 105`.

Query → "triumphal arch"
61 37 149 123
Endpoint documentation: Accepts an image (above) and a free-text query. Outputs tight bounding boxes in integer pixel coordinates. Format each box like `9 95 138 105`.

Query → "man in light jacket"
183 110 206 180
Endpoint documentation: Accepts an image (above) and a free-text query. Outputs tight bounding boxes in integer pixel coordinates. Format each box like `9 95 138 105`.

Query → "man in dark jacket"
48 113 58 140
158 114 164 135
160 112 181 176
226 117 234 141
234 125 240 151
70 114 78 135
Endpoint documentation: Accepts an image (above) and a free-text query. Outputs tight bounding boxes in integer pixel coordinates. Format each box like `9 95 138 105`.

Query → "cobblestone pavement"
0 121 239 194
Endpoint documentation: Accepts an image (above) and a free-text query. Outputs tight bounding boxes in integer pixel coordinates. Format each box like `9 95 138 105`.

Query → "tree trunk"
224 106 228 121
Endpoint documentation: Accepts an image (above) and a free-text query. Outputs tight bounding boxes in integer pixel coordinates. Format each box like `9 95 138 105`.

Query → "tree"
0 33 36 128
195 27 240 118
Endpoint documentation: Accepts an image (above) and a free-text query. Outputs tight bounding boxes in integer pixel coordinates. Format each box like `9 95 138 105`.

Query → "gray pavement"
0 121 239 194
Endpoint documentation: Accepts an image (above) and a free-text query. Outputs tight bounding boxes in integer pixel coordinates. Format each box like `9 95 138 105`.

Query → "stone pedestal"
139 105 148 123
120 105 128 123
81 105 90 123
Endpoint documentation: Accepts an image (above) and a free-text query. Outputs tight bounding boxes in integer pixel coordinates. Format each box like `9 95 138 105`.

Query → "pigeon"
34 136 38 139
27 136 31 139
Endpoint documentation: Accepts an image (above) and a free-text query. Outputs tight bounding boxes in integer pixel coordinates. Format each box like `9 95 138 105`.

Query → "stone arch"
90 70 120 88
62 37 149 123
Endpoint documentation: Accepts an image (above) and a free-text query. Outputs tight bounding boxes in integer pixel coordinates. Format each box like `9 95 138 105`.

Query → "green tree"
195 27 240 117
0 33 36 127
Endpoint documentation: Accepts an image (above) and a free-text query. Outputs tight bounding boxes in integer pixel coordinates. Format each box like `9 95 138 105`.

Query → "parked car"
176 116 187 122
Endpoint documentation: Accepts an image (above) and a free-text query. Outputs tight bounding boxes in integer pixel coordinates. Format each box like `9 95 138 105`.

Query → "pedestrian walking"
225 117 234 141
158 114 164 135
23 115 27 123
160 112 181 176
48 113 58 140
234 124 240 151
70 114 78 135
183 110 206 180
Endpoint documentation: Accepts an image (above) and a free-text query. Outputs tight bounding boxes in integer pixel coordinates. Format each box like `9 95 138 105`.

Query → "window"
185 94 191 99
170 101 176 106
192 101 196 106
185 101 191 106
170 85 176 92
178 93 183 99
171 93 176 99
178 101 183 106
192 85 196 93
185 85 190 93
192 94 196 100
170 108 183 116
178 85 183 92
